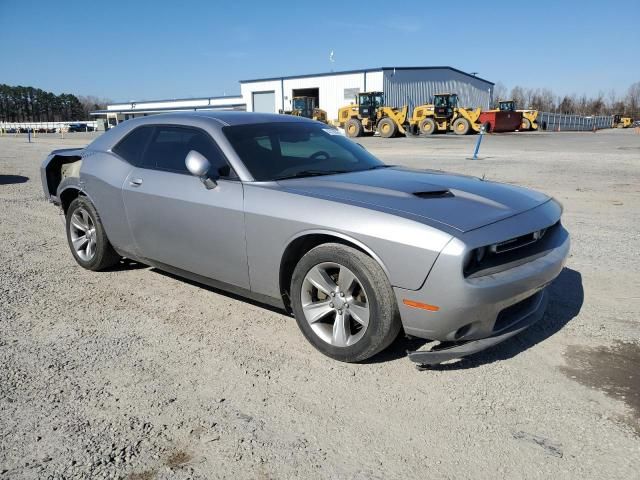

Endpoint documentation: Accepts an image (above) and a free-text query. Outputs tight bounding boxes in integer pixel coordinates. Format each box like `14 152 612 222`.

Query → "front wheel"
377 117 398 138
419 118 437 135
290 243 401 362
345 118 363 138
66 197 120 271
521 117 531 130
453 117 471 135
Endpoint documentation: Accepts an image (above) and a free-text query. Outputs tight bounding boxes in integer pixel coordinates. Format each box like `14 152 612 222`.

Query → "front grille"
464 221 561 278
490 228 547 254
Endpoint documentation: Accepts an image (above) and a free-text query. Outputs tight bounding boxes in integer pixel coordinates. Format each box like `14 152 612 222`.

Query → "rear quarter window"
112 126 154 167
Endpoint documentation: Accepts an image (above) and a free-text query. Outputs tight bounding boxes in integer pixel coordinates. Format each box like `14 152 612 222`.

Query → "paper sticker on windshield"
322 128 342 135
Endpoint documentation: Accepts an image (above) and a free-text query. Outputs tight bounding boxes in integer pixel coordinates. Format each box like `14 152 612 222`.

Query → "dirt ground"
1 129 639 479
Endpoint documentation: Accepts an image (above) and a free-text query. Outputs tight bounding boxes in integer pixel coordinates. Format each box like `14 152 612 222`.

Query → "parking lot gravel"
1 129 639 479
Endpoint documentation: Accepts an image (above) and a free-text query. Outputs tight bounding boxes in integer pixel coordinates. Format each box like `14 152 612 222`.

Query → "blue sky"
1 0 638 102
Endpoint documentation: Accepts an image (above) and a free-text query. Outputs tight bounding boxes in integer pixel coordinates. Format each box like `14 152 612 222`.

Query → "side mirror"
185 150 218 189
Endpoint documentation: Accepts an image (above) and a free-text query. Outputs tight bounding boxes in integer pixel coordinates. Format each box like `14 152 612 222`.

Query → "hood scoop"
413 189 453 199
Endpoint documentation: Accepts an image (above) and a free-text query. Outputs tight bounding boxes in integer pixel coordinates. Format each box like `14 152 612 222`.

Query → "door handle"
129 178 143 187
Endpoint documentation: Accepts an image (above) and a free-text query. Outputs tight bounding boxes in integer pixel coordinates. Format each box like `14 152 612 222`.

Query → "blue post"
472 125 485 160
28 128 31 143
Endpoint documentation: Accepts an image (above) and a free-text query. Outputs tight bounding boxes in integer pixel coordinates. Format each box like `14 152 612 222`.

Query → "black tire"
419 117 437 135
483 121 492 133
290 243 401 362
345 118 363 138
521 117 531 131
377 117 397 138
65 197 120 271
452 117 471 135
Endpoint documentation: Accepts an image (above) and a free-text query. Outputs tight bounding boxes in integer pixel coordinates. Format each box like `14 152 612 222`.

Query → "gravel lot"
1 129 639 479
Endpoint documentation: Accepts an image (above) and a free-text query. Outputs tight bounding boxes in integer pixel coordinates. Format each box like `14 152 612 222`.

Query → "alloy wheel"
69 207 97 261
301 262 370 347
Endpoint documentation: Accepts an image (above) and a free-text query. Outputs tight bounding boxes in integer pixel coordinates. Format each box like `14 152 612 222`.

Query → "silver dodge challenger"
41 112 570 366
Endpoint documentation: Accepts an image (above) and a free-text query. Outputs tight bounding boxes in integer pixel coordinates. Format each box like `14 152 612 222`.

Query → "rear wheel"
419 118 437 135
290 243 401 362
345 118 363 138
377 117 397 138
66 197 120 271
453 117 471 135
521 117 531 130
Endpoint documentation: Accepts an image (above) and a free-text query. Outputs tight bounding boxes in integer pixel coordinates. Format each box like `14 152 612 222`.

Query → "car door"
121 124 249 289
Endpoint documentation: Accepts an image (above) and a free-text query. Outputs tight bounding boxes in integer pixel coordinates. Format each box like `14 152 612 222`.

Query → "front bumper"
407 289 547 366
394 202 570 364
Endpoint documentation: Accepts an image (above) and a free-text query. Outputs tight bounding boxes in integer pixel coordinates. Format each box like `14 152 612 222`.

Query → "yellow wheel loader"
613 115 633 128
409 93 482 135
337 92 408 138
280 96 328 123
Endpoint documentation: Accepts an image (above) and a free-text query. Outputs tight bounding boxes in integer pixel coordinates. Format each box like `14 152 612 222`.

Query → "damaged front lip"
407 291 548 368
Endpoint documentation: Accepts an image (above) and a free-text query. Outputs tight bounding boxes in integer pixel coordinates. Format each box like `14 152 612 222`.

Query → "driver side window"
143 126 236 178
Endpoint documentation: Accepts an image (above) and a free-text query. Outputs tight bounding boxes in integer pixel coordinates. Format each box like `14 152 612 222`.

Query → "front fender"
244 184 453 299
283 228 393 281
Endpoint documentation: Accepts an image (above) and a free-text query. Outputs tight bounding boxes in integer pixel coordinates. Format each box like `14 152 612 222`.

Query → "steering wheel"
309 151 330 161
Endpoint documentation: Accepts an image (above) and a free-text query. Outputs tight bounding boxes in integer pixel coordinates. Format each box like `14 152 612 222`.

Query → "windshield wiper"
274 169 350 180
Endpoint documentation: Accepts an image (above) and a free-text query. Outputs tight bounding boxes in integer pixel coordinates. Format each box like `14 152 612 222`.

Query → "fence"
536 113 614 131
0 120 99 133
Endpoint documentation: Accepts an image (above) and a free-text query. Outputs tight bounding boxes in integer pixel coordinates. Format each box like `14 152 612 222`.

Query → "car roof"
86 110 324 158
139 110 316 127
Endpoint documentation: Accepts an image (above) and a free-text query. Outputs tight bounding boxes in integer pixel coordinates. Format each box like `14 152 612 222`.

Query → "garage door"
252 91 275 113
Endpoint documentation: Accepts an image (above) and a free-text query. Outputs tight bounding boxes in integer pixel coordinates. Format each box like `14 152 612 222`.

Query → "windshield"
223 123 385 181
500 101 515 111
359 94 371 106
359 93 383 107
434 95 448 107
292 98 307 110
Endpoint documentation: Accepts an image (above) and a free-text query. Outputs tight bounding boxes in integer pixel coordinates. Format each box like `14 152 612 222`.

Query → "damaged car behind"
41 112 570 366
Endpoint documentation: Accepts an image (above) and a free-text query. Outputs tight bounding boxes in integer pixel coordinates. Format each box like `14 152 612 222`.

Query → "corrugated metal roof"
240 68 383 83
90 104 246 115
240 66 493 86
107 95 243 107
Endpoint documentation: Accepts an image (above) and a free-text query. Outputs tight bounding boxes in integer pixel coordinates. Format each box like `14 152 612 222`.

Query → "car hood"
276 167 550 233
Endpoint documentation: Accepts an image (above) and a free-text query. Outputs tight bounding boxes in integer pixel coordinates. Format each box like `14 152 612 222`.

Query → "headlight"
463 246 487 275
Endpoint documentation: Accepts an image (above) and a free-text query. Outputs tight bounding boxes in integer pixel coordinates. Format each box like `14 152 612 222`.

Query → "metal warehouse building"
93 66 493 125
241 66 494 121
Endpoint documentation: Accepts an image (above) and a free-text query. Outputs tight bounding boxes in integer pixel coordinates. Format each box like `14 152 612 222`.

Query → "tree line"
3 80 639 122
0 84 110 122
492 81 640 117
